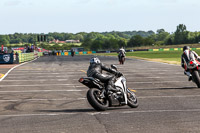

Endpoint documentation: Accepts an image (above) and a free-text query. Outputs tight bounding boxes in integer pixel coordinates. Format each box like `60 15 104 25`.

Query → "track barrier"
18 52 43 63
56 51 96 56
0 52 43 64
0 53 14 64
148 48 198 52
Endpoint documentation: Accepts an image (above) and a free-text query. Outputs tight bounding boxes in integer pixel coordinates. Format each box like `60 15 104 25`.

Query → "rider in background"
118 47 126 64
71 48 75 56
87 57 122 94
181 46 200 81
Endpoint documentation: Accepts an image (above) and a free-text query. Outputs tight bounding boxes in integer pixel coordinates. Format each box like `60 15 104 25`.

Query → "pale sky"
0 0 200 34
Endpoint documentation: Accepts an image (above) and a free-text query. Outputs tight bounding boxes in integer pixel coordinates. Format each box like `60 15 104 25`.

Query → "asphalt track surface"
0 55 200 133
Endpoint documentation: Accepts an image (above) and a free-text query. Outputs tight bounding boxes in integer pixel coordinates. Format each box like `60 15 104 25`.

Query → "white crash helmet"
90 57 101 64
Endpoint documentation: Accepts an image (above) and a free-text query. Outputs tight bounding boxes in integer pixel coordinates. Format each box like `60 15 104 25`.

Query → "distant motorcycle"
186 59 200 87
79 65 138 111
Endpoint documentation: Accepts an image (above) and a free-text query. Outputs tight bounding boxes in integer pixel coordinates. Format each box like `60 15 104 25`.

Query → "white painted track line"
0 89 84 93
0 84 75 87
0 98 87 102
0 57 39 82
0 94 200 102
2 79 69 81
1 109 200 118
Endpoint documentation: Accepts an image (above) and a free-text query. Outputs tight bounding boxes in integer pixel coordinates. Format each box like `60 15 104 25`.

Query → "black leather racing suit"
118 49 126 61
87 62 118 92
181 50 199 69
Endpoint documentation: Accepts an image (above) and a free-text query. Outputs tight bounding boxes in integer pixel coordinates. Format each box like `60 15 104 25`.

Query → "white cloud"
4 0 21 6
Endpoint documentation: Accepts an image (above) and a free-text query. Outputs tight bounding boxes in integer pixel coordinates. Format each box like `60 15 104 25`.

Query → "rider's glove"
116 72 123 77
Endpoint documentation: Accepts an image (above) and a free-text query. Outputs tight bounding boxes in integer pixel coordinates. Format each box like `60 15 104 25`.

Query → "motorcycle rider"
181 46 200 81
71 48 75 56
118 47 126 63
87 57 122 94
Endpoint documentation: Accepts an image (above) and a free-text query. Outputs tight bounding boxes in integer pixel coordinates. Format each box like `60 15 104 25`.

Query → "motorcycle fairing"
114 76 128 104
79 77 104 89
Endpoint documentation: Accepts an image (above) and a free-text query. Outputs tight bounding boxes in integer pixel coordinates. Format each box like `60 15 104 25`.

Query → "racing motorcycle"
118 53 125 65
79 65 138 111
119 55 125 65
186 59 200 88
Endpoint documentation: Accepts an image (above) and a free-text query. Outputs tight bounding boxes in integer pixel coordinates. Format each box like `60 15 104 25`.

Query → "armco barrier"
18 52 43 63
37 52 43 56
19 53 34 63
148 48 200 52
87 51 92 54
55 51 96 56
149 48 184 51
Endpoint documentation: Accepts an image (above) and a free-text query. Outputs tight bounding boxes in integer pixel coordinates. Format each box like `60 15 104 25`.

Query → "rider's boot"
106 85 117 95
184 71 192 81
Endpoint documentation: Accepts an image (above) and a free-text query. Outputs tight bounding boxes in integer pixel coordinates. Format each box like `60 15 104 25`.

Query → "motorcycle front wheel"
127 90 139 108
192 70 200 88
87 88 109 111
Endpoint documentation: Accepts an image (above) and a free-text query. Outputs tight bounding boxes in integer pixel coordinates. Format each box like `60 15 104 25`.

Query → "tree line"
0 24 200 51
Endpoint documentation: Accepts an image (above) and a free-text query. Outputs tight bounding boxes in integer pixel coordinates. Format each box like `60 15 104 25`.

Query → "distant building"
72 47 84 52
49 39 66 43
49 39 80 43
66 40 80 43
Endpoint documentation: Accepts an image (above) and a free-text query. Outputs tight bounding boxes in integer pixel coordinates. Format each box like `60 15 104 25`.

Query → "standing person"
71 48 75 57
181 46 200 81
15 52 19 64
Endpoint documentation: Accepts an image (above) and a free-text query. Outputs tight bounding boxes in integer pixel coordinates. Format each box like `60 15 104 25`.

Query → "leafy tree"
174 24 189 44
127 35 144 47
90 40 103 51
74 34 84 41
143 37 155 46
118 38 127 48
0 35 9 45
187 32 200 44
156 29 170 42
81 38 93 50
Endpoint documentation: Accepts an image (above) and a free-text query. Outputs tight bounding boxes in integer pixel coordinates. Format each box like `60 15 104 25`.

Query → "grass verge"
93 50 200 65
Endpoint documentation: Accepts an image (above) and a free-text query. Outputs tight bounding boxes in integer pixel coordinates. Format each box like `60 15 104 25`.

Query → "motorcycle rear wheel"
87 88 109 111
192 70 200 88
119 57 125 65
127 91 139 108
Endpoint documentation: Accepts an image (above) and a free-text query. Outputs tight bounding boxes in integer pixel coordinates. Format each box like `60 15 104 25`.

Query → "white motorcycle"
79 65 138 111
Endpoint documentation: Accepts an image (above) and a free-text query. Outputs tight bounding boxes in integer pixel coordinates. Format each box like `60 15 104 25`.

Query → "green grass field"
127 43 200 50
94 50 200 65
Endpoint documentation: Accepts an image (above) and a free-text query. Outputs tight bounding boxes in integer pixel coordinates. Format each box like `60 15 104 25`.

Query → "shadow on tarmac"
137 86 197 90
36 107 130 113
158 86 197 90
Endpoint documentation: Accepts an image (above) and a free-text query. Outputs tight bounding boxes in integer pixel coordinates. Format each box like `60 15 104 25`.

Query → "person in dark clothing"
181 46 200 81
87 57 122 93
117 47 126 63
71 49 75 57
15 52 19 64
